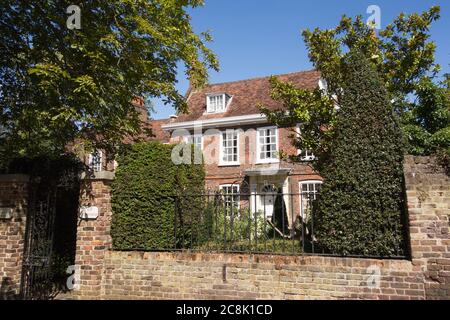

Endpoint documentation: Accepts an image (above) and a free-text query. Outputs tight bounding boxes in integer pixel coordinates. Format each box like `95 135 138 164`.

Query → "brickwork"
67 156 449 300
102 252 424 300
73 174 114 299
404 156 450 299
0 175 28 299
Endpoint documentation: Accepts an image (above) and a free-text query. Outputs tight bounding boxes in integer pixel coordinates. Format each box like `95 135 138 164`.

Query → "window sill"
218 162 240 167
255 160 280 165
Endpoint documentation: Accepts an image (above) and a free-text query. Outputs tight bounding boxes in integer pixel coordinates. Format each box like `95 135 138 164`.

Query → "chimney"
132 96 148 122
169 114 178 123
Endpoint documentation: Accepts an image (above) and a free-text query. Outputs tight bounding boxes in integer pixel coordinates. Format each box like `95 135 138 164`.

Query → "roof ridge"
204 69 318 87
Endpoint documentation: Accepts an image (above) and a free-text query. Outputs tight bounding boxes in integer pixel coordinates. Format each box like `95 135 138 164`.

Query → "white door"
260 184 277 218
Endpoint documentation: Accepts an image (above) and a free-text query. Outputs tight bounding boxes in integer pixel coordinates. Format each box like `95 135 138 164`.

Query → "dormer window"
206 93 231 113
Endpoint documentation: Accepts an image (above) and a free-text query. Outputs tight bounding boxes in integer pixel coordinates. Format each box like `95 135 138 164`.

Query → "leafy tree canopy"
0 0 218 166
261 6 449 172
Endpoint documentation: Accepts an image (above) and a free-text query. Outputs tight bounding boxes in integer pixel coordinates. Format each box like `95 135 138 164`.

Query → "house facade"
159 70 323 224
83 70 324 225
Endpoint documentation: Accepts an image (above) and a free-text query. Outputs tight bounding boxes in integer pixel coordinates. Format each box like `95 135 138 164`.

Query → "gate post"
0 174 28 299
72 171 114 299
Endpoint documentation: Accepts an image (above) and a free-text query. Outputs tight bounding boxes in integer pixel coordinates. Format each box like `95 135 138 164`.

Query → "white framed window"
88 150 103 172
296 124 315 161
299 149 315 161
206 93 231 113
220 129 239 166
257 126 278 163
184 134 203 150
299 180 322 218
219 184 240 214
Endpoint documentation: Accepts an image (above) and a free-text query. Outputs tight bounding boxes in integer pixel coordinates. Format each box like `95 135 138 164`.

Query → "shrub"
111 142 205 250
271 188 290 236
314 50 407 256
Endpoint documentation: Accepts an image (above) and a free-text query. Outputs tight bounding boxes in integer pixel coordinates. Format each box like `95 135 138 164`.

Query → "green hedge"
314 51 407 257
111 142 205 250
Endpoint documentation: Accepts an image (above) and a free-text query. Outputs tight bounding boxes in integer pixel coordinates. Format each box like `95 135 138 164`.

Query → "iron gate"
18 156 82 300
20 181 58 299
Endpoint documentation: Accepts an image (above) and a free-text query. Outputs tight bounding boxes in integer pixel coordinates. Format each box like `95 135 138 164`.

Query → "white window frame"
296 124 315 161
219 184 240 213
88 150 103 172
206 93 231 113
299 180 322 219
219 129 240 166
256 126 279 164
184 134 203 151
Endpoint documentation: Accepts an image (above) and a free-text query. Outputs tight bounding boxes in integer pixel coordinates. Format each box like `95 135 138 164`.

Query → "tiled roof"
173 70 320 123
148 118 171 143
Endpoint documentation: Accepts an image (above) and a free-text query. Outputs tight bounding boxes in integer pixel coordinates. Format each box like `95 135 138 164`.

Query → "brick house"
156 70 324 224
83 70 324 226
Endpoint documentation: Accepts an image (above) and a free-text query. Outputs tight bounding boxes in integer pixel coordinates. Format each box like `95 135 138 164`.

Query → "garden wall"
0 175 28 299
71 156 450 300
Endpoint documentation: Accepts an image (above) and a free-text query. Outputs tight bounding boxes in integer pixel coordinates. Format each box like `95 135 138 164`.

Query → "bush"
314 50 407 256
271 188 289 236
111 142 205 250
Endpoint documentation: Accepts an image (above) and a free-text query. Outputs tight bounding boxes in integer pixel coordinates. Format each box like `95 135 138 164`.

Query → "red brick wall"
68 156 449 300
101 252 424 300
170 126 321 189
73 175 113 299
0 175 28 299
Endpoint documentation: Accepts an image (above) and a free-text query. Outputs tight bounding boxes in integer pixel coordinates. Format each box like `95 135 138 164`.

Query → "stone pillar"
73 171 114 299
404 156 450 300
0 174 28 299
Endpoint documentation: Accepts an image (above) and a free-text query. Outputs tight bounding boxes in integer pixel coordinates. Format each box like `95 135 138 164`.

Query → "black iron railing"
121 191 407 259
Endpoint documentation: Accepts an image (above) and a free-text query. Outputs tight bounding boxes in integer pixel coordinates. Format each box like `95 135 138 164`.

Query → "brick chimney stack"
132 96 148 123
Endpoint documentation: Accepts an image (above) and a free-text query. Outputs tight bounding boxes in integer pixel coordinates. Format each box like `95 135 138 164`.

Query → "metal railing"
123 191 407 259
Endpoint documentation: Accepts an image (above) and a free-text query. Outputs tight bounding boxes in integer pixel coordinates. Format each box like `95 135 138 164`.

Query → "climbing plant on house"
314 51 406 256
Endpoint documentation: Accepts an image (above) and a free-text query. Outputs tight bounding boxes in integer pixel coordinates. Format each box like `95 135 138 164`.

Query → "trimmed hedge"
314 51 407 256
111 141 205 250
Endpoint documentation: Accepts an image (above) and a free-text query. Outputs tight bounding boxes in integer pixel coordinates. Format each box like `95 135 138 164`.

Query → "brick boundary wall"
74 172 114 299
68 156 449 300
404 156 450 299
0 175 28 299
102 252 425 300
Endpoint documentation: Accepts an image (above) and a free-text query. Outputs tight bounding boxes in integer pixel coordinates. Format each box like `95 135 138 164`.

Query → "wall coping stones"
80 171 115 181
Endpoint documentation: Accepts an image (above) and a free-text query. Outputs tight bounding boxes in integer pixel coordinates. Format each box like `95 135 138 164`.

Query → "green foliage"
199 195 265 243
402 77 450 160
314 51 406 256
261 6 449 171
0 1 218 165
110 141 205 250
197 204 293 253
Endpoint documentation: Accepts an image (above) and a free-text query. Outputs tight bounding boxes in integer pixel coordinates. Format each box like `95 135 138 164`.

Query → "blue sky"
150 0 450 119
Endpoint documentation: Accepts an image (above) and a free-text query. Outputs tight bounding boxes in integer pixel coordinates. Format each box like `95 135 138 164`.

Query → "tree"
261 6 448 171
314 51 406 256
402 74 450 170
271 188 289 236
0 1 218 166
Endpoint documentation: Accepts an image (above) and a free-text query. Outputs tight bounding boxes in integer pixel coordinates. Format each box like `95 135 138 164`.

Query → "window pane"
258 128 277 160
222 131 238 163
